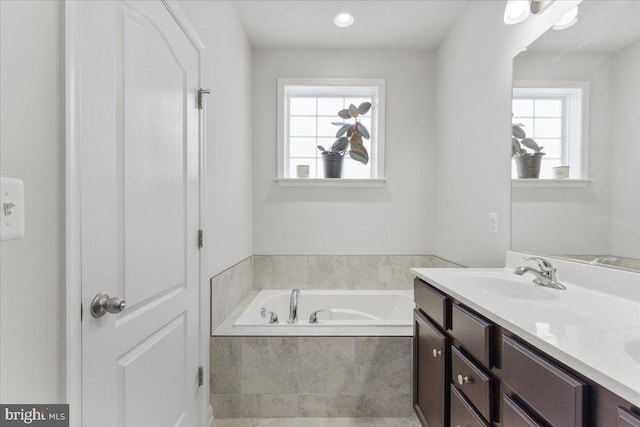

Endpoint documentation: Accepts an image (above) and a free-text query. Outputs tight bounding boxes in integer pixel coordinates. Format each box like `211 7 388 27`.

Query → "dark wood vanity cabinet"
414 278 493 427
413 277 640 427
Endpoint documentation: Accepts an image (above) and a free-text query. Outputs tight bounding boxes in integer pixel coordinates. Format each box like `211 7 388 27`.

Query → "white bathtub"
233 290 414 327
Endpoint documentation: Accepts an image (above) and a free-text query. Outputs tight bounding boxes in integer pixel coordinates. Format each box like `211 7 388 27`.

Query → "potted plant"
317 102 371 178
512 122 545 179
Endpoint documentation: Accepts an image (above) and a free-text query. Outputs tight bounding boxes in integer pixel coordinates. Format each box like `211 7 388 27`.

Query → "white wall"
511 52 613 256
180 1 254 277
433 0 581 267
610 41 640 259
0 0 62 402
252 49 436 255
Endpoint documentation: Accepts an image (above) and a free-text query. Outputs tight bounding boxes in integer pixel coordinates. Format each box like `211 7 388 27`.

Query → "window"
277 79 385 181
512 82 588 179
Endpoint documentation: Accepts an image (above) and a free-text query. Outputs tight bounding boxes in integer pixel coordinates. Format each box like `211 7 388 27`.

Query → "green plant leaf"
347 124 356 137
332 121 345 126
349 146 369 164
331 137 349 152
338 109 350 119
520 137 540 152
336 124 351 138
317 145 328 154
512 125 526 139
358 102 371 115
348 104 359 118
356 122 370 139
350 132 363 147
511 138 522 157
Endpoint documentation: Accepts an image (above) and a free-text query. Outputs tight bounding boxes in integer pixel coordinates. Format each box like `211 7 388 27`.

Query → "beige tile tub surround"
211 257 254 331
209 254 459 418
210 336 412 418
211 416 422 427
253 255 459 290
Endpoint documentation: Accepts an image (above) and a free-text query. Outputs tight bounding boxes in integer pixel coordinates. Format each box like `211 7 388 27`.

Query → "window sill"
512 179 591 188
275 178 386 188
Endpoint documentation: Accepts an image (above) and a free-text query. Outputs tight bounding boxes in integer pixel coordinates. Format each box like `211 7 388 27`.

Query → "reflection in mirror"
511 1 640 272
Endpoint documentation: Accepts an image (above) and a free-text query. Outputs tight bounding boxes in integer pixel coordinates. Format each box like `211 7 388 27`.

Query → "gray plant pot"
514 153 544 179
322 152 344 178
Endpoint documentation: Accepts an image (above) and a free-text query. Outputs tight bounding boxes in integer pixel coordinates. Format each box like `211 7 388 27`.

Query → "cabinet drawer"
450 384 489 427
503 335 587 427
451 304 493 368
618 407 640 427
451 346 492 422
502 394 542 427
414 278 450 329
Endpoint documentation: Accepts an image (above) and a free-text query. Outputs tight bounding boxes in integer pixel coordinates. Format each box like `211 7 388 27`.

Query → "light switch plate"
488 212 499 233
1 177 25 240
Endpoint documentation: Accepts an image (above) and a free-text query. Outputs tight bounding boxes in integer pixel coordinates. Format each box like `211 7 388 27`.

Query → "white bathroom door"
75 1 201 426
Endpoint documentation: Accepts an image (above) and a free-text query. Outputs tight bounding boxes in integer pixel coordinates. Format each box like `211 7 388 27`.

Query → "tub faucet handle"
309 309 327 324
260 307 278 324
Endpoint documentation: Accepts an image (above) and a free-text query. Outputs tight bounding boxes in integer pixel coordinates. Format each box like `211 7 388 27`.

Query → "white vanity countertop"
411 252 640 407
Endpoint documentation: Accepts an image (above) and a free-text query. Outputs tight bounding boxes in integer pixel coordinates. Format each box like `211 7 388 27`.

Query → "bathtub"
234 290 413 327
211 289 415 416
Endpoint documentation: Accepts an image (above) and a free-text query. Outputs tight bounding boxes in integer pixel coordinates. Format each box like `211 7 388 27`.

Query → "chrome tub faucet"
288 289 300 324
514 257 566 290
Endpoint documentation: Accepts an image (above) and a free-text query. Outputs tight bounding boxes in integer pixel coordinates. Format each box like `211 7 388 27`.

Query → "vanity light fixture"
552 6 578 31
334 12 354 28
504 0 530 25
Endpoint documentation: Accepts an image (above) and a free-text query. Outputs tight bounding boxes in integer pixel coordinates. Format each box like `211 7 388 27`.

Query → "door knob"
457 374 470 385
91 293 126 318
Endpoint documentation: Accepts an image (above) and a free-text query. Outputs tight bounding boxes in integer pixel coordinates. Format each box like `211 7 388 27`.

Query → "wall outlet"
1 177 25 241
488 212 498 233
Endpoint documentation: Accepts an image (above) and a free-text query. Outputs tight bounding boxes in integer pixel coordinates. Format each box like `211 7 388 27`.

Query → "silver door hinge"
198 88 210 110
198 366 204 387
198 229 203 249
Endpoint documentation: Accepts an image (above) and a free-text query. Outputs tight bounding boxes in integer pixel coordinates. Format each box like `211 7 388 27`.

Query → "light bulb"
504 0 530 25
334 12 354 28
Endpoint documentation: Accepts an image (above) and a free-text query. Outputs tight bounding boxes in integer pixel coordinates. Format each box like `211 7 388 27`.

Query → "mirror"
511 1 640 272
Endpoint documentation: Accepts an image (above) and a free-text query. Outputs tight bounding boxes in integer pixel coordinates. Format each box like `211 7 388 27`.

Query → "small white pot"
552 166 570 179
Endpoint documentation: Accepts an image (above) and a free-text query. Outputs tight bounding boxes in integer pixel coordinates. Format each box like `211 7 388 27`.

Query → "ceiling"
232 1 470 49
527 0 640 53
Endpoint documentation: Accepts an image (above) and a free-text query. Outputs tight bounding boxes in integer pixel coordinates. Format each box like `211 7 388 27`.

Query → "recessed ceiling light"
504 0 530 25
334 12 354 28
553 7 578 31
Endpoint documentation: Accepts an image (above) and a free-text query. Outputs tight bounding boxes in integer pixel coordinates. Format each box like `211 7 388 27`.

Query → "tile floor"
212 416 421 427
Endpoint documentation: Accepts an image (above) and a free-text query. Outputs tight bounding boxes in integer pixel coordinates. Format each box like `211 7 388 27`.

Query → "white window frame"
513 81 589 181
276 78 386 184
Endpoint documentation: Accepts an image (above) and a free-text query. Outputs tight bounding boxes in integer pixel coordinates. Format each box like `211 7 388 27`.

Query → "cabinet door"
414 309 449 427
618 407 640 427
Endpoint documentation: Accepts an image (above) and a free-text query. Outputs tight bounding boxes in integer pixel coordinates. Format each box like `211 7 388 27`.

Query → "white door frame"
63 1 209 425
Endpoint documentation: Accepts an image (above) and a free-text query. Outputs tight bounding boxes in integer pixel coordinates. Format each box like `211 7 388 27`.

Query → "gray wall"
252 48 437 256
181 1 254 278
0 0 63 403
433 0 581 267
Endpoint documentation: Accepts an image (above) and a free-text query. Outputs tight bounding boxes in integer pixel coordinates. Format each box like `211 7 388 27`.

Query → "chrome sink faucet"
514 257 566 290
288 289 300 324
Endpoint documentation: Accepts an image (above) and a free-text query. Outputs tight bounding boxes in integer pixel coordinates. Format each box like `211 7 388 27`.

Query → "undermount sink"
599 328 640 365
451 271 561 301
